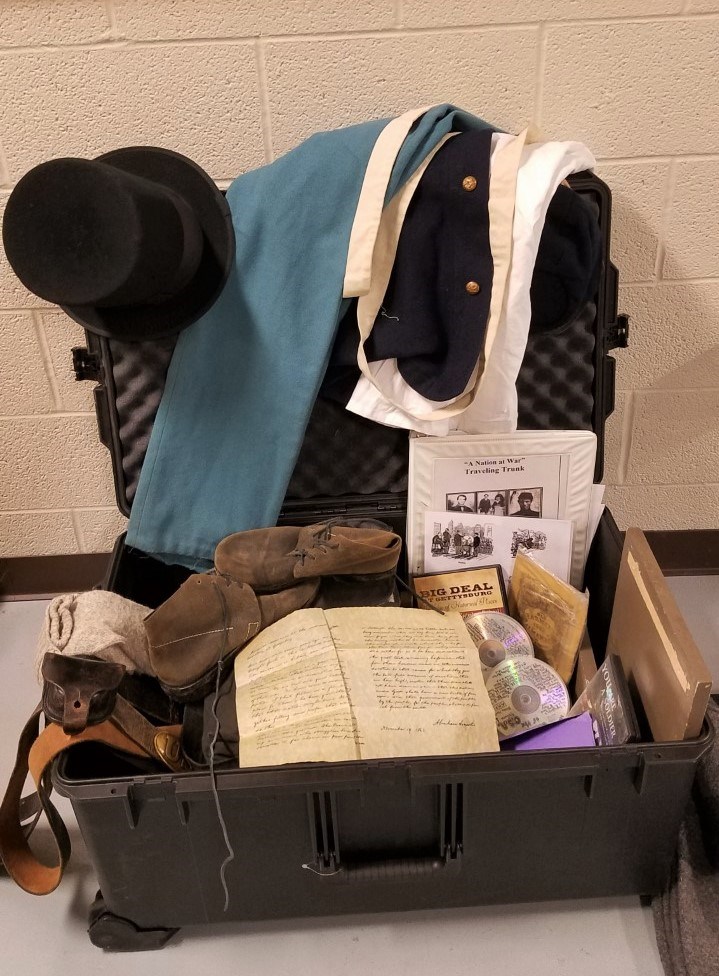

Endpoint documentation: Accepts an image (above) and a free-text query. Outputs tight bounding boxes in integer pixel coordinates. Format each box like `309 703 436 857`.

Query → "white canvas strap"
343 105 433 298
350 128 529 423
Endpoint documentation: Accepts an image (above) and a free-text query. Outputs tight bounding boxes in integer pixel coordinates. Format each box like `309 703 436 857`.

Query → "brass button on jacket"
332 128 495 404
465 280 481 294
462 175 477 191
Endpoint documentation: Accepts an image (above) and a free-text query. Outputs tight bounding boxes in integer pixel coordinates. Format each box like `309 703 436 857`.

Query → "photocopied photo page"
407 431 597 587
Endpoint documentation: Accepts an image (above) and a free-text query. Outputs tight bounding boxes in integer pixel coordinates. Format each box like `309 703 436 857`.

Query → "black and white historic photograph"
478 491 508 516
507 487 543 518
445 492 477 513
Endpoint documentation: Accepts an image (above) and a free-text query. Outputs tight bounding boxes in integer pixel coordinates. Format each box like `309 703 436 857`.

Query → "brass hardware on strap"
153 730 184 772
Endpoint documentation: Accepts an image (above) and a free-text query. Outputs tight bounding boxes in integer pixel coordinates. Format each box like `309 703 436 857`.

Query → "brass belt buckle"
153 730 186 772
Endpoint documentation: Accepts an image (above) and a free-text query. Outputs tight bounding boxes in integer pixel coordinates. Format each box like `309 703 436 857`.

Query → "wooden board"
606 527 712 741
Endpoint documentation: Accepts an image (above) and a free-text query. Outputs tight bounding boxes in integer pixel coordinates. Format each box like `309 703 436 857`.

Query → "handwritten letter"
234 607 499 768
235 609 357 766
329 608 499 759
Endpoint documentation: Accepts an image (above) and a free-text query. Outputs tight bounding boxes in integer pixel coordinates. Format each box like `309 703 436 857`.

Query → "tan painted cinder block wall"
0 1 717 555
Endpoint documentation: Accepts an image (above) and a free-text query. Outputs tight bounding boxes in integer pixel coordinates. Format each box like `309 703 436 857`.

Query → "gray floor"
1 579 717 969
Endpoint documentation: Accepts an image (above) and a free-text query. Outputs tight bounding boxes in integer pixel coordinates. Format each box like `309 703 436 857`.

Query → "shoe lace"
290 523 340 565
209 569 238 587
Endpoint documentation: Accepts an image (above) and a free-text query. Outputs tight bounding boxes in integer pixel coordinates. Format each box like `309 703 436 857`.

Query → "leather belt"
0 699 185 895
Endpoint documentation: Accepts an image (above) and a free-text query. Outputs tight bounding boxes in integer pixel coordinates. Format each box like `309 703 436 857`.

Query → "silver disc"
463 611 534 672
485 657 570 740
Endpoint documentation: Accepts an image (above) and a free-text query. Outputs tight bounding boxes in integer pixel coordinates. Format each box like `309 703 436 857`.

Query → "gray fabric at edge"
653 698 719 976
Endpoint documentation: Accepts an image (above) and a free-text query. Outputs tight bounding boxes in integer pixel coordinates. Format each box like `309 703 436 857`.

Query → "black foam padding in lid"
98 180 609 516
286 398 409 498
108 336 177 505
105 300 597 512
516 303 596 431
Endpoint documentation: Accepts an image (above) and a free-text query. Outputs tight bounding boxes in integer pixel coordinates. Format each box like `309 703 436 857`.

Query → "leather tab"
41 653 125 733
0 708 183 896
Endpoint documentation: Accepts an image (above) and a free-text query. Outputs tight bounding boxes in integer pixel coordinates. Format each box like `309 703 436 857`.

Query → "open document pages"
234 607 500 767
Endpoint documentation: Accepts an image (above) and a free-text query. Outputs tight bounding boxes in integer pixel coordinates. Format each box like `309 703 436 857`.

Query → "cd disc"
485 657 570 740
463 612 534 672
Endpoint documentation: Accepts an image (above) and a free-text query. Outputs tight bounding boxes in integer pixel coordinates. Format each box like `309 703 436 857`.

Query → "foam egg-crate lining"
106 297 596 509
102 178 607 512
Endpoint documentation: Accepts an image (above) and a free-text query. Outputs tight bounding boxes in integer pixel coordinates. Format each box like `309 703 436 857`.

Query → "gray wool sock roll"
35 590 153 681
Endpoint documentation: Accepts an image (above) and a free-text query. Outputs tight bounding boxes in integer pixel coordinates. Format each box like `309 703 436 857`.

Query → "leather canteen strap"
105 695 185 771
0 704 183 895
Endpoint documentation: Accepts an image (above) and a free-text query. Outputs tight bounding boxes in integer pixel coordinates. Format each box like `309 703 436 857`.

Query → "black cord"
393 573 445 613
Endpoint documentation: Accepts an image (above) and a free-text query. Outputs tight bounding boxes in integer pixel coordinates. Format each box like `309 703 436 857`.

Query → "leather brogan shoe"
214 520 401 592
144 573 319 701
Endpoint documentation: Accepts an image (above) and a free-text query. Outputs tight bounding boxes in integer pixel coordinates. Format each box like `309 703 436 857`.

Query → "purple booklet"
501 712 596 751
